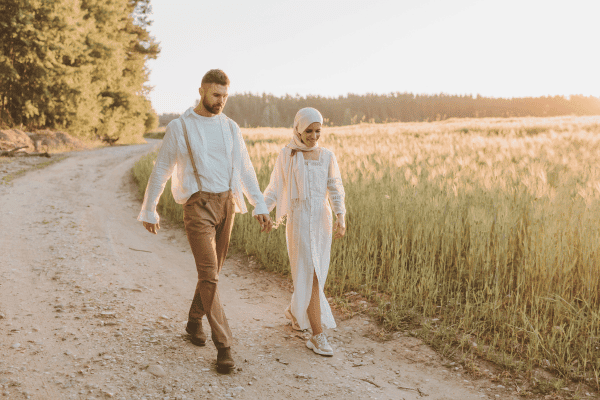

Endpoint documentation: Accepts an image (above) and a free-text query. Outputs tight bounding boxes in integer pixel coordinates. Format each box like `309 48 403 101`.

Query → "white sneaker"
284 305 303 331
306 333 333 357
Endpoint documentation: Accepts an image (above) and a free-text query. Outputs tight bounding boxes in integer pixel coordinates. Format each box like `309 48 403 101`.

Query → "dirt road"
0 142 519 399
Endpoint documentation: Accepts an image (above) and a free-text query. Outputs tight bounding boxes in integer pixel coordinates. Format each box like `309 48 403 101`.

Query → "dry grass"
132 115 600 390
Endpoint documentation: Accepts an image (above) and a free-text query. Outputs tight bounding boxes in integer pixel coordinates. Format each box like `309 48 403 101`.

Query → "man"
138 69 273 373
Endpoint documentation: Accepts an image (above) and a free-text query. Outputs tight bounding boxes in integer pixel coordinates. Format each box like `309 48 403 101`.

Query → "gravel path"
0 142 519 399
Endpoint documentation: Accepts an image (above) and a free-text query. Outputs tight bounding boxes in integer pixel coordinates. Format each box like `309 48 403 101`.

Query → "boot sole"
216 363 236 374
190 337 206 346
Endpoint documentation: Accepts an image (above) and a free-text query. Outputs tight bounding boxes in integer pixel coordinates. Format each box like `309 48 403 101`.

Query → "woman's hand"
333 214 346 239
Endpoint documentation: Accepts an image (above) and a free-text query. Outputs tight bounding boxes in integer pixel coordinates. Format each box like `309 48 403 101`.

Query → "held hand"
254 214 273 233
143 221 160 235
333 214 346 239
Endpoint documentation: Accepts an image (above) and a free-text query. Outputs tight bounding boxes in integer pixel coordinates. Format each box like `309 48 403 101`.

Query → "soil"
0 141 561 400
0 129 86 153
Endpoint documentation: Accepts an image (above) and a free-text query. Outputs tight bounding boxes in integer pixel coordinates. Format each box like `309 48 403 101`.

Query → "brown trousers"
183 190 235 349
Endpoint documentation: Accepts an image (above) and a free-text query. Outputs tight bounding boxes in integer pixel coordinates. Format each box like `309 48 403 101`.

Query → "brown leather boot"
216 347 235 373
185 320 206 346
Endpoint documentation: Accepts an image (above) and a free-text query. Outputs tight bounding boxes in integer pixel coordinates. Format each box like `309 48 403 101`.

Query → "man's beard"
203 98 223 114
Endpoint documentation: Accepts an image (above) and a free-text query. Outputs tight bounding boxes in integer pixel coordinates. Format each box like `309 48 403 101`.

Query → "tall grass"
132 116 600 388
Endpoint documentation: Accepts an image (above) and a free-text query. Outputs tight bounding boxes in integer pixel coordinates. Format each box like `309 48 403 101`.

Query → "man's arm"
138 121 179 233
230 120 272 232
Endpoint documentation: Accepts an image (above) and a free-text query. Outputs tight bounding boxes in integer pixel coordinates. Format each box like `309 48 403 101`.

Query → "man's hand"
334 214 346 239
143 221 160 234
254 213 273 233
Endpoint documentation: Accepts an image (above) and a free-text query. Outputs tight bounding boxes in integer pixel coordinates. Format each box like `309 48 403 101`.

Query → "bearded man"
138 69 272 373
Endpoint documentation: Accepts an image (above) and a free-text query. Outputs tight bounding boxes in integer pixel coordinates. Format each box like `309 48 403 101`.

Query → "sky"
145 0 600 115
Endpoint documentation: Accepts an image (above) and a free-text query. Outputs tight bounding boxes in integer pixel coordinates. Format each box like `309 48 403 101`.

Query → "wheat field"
133 116 600 387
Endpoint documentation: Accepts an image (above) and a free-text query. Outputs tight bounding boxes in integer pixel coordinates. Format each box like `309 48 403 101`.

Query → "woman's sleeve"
326 151 346 216
263 148 286 212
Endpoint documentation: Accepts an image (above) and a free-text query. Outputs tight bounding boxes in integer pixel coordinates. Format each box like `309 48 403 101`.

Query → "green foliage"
223 92 600 128
158 112 180 127
143 128 165 140
144 109 159 133
0 0 159 143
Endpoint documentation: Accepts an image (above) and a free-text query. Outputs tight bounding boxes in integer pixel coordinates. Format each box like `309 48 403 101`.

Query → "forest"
161 92 600 128
3 1 599 137
0 0 160 142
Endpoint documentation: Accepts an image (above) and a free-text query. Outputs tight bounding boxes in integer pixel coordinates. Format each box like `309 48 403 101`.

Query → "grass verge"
131 116 600 396
1 155 67 184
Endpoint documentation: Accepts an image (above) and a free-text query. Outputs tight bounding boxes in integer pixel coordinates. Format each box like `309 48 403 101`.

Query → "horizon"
145 0 600 115
155 91 598 117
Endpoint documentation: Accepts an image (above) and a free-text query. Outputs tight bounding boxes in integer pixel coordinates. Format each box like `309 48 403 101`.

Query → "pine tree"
0 0 159 142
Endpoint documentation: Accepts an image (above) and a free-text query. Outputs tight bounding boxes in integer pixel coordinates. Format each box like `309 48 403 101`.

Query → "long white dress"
264 147 346 330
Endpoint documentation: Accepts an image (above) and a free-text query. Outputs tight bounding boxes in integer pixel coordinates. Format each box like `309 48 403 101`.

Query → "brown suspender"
180 116 235 194
179 118 202 193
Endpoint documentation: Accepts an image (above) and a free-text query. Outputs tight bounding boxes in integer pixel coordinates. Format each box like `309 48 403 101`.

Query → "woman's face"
301 122 321 147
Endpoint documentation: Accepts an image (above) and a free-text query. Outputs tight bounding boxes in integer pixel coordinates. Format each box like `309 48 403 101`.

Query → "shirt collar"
184 107 226 121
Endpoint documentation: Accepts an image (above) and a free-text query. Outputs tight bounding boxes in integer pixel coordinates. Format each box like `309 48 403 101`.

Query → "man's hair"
201 69 230 87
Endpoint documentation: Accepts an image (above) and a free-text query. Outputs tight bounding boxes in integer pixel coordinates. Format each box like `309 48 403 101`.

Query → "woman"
263 107 346 357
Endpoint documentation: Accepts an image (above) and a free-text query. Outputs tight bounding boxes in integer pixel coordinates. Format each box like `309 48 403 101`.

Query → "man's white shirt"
196 113 231 193
137 107 268 224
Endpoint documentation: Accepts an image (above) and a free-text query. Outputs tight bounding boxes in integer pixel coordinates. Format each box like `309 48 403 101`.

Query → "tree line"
160 92 600 128
0 0 159 142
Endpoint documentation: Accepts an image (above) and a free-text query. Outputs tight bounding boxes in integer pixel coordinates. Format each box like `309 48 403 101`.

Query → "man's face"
200 83 229 115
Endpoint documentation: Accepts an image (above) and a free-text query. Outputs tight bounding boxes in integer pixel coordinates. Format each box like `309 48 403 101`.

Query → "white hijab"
286 107 323 200
273 108 323 227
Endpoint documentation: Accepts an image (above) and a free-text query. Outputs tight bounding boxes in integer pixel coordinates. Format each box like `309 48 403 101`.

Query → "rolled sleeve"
137 209 160 224
251 202 269 216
